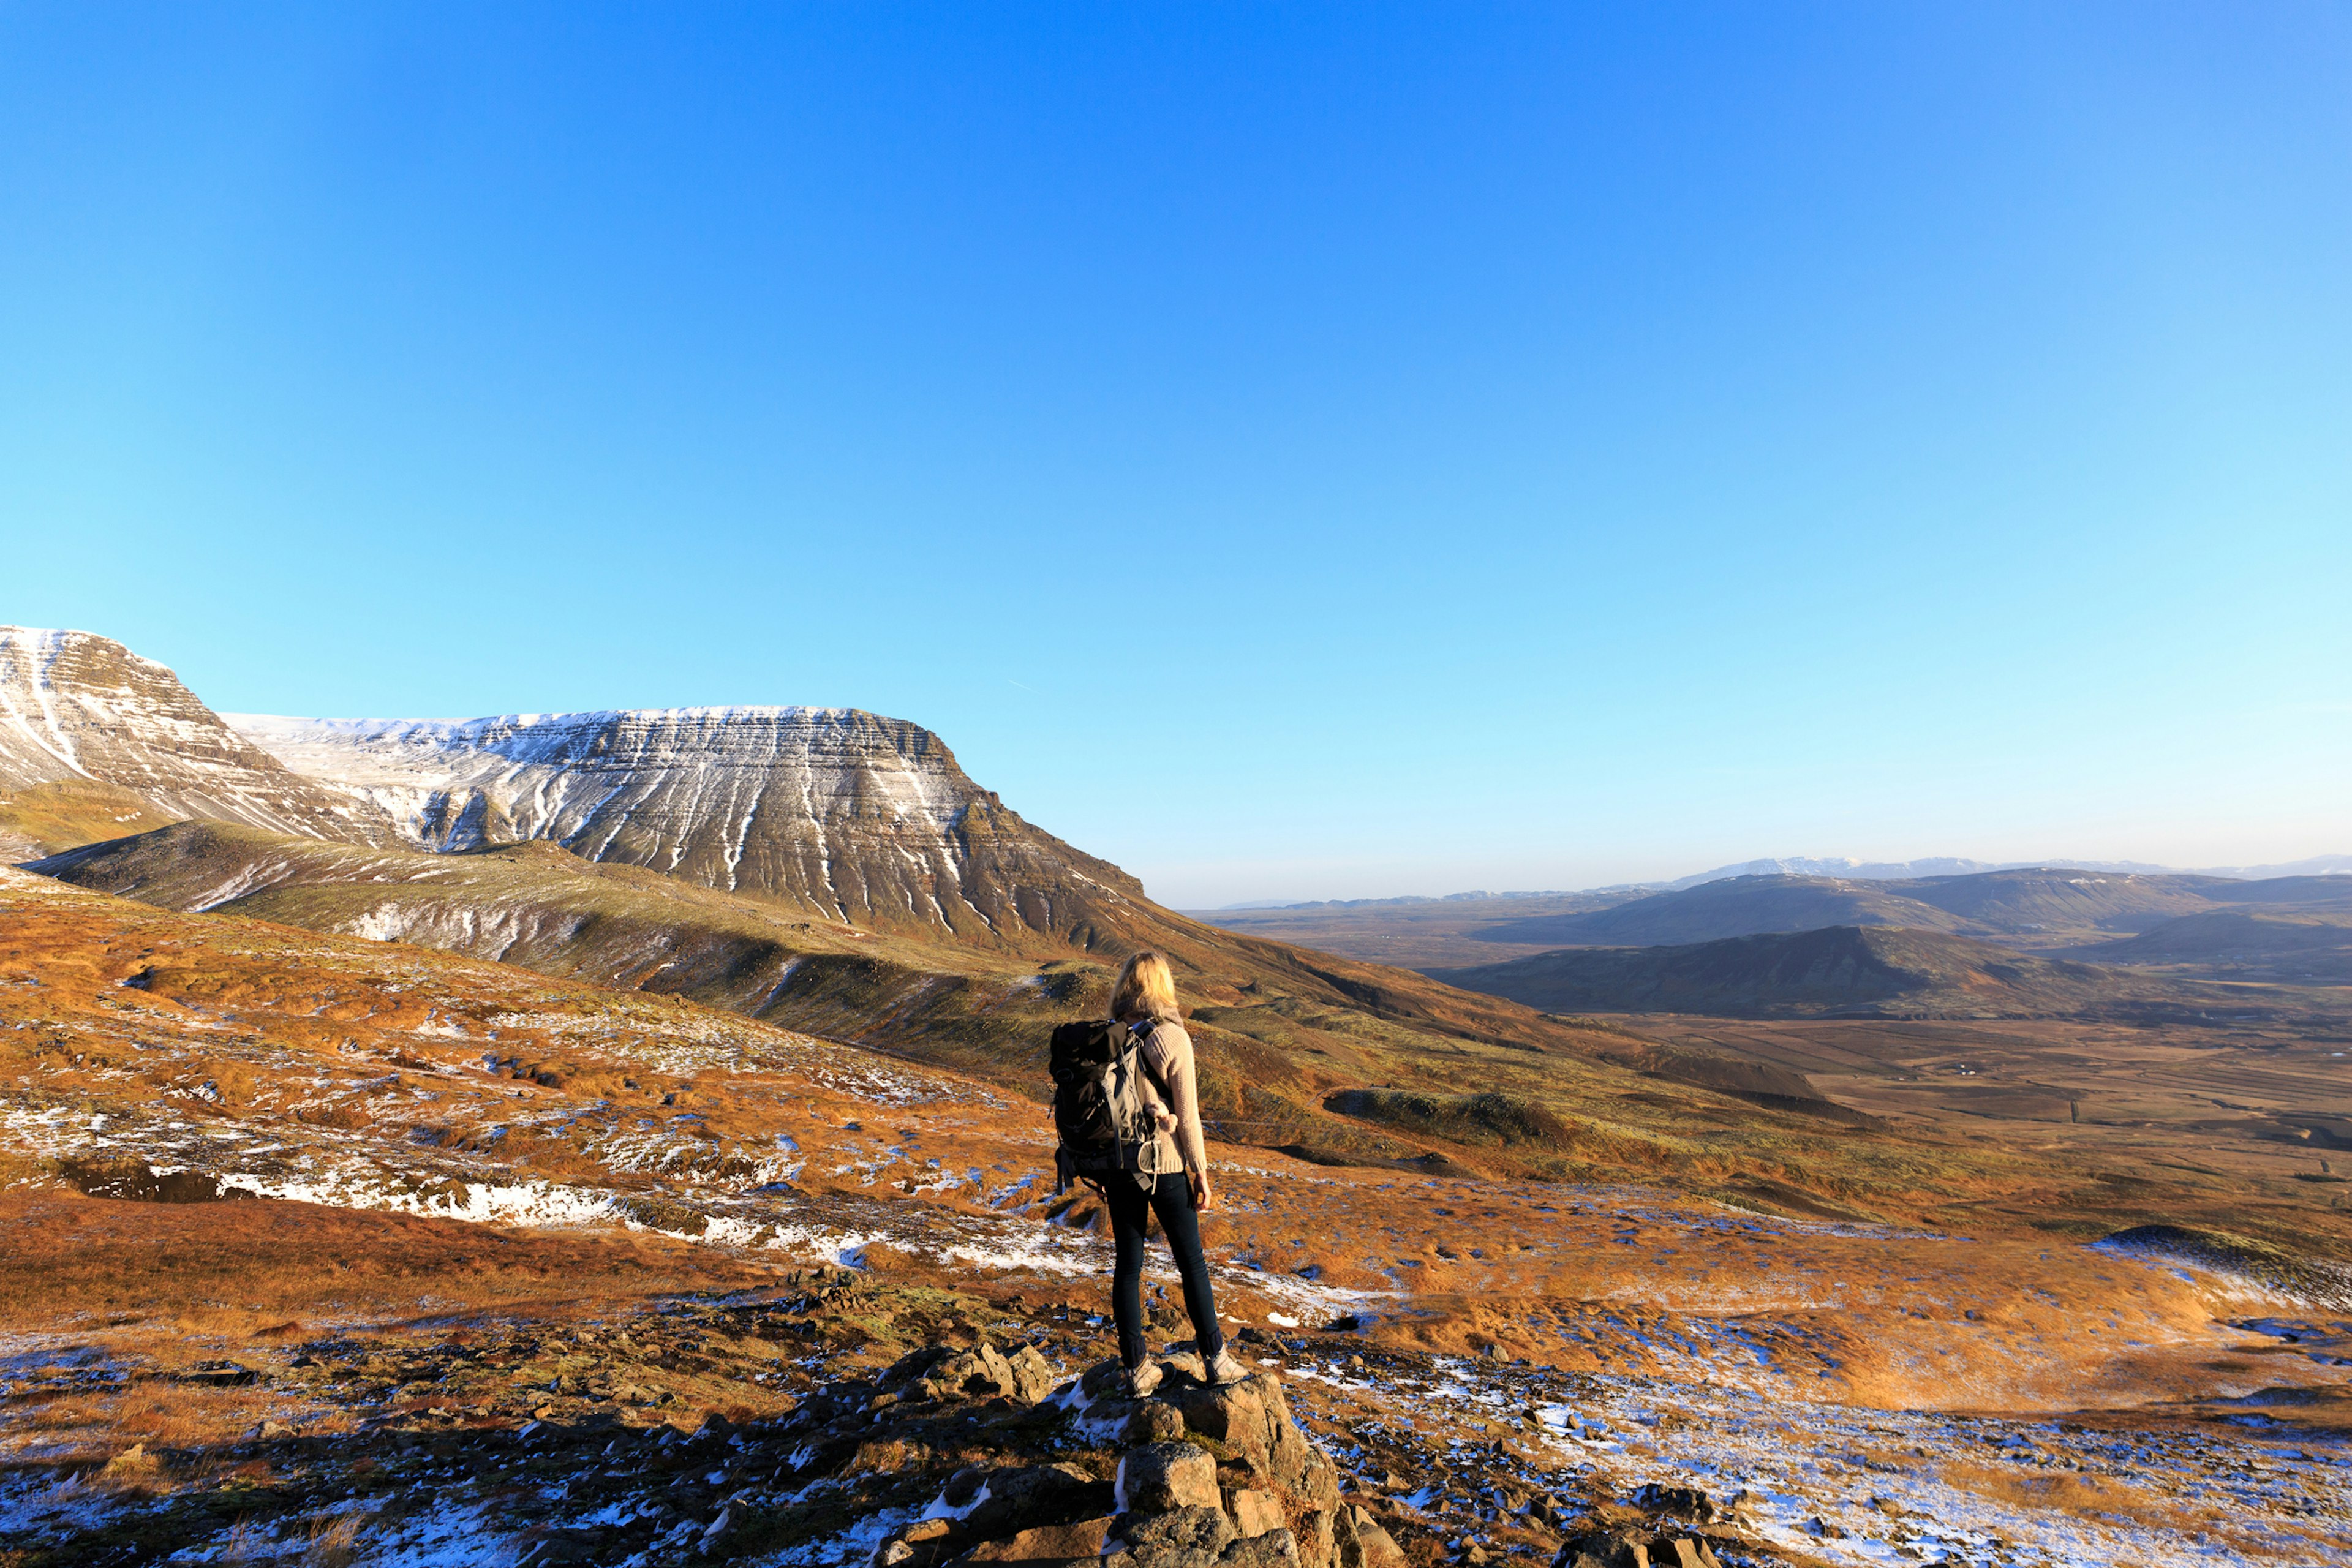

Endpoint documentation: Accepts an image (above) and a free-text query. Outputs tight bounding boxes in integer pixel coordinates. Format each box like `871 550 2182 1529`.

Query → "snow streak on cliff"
0 627 393 845
229 708 1152 949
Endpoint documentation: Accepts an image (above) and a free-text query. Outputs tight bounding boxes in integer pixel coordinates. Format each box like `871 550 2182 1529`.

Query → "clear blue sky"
3 4 2346 906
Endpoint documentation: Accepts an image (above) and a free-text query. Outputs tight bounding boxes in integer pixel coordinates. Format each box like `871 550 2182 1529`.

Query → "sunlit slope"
35 823 2041 1216
0 627 396 848
0 778 172 860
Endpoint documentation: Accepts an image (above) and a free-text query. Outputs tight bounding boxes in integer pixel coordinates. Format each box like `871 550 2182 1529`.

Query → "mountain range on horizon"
1203 849 2352 913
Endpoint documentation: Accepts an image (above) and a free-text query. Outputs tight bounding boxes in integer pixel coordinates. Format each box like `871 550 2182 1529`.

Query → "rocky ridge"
0 627 394 851
0 1270 1764 1568
0 625 1183 954
222 707 1164 952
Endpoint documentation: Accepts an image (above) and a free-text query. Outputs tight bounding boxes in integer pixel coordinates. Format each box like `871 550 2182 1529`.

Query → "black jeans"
1104 1171 1225 1368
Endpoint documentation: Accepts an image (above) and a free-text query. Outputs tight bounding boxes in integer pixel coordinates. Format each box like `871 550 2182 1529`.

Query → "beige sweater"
1127 1017 1208 1177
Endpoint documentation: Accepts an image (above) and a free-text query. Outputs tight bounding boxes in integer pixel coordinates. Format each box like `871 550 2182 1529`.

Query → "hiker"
1052 949 1248 1396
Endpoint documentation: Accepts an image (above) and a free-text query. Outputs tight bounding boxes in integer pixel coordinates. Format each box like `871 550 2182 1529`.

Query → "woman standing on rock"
1058 950 1249 1396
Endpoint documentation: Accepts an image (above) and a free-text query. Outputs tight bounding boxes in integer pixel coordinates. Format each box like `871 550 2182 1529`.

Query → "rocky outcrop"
0 627 394 848
867 1349 1346 1568
230 707 1166 951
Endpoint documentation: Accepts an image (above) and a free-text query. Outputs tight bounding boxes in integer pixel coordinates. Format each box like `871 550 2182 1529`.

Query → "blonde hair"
1110 951 1182 1024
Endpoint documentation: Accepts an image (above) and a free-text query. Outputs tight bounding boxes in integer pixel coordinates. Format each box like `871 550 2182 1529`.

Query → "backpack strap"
1124 1019 1174 1103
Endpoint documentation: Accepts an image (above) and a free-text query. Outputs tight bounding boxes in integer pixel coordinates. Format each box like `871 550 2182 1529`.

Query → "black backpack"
1050 1019 1159 1174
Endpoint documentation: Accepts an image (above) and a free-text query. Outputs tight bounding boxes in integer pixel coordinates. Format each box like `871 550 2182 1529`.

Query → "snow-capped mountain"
0 627 393 845
227 708 1151 947
1660 856 2009 889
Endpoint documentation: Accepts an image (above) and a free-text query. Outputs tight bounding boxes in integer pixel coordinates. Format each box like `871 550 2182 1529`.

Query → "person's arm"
1154 1024 1215 1209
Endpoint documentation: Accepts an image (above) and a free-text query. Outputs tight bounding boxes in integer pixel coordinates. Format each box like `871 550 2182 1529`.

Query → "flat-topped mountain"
227 708 1153 952
0 624 1207 954
0 627 394 854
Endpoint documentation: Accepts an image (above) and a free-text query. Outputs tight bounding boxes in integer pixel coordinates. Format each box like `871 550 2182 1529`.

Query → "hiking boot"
1124 1359 1163 1399
1204 1348 1251 1385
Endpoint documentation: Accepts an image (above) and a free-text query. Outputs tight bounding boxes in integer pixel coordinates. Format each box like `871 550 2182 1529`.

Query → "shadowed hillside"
1476 869 2232 951
1475 875 1970 947
2084 910 2352 982
1425 924 2302 1022
1206 867 2348 968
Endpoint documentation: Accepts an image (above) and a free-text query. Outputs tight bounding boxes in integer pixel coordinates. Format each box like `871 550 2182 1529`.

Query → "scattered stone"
1006 1343 1058 1403
99 1443 160 1482
1629 1485 1722 1525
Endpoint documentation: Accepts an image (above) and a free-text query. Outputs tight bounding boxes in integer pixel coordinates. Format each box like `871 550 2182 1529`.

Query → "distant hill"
1189 891 1634 968
2083 910 2352 983
1425 925 2269 1021
1468 867 2241 951
1891 867 2230 934
2192 876 2352 910
1472 875 1969 948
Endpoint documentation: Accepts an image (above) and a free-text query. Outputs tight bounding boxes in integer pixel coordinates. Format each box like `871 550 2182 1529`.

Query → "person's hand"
1188 1170 1215 1212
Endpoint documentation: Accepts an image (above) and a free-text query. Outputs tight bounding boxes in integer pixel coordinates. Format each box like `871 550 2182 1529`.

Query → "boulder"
1220 1530 1302 1568
871 1517 963 1568
1121 1506 1238 1559
963 1464 1114 1538
1126 1401 1188 1444
1333 1508 1408 1568
922 1344 1014 1400
1170 1382 1270 1475
961 1517 1115 1566
1006 1344 1059 1403
1117 1442 1222 1515
1080 1360 1134 1404
884 1338 1061 1404
1170 1374 1314 1490
1226 1489 1285 1539
1297 1445 1341 1513
1296 1509 1337 1568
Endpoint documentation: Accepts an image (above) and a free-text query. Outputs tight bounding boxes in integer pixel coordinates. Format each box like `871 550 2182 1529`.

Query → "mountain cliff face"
0 627 393 849
228 708 1155 951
